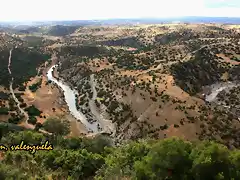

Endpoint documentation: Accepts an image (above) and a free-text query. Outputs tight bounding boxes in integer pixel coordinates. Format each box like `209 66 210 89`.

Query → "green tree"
84 135 113 154
134 137 192 180
0 107 9 115
28 116 37 125
3 150 54 179
25 105 42 116
1 130 46 145
96 140 152 179
229 150 240 179
190 141 232 180
0 164 28 180
43 117 70 136
36 149 104 179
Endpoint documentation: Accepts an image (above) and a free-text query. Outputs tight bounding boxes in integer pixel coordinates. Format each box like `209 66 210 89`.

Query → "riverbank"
47 65 101 133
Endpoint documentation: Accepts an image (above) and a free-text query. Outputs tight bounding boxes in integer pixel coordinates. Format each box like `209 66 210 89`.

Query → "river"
46 65 100 133
205 81 238 102
47 64 238 134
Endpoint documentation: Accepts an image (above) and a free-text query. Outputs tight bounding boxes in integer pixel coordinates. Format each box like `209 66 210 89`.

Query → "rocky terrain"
48 24 240 147
0 23 239 148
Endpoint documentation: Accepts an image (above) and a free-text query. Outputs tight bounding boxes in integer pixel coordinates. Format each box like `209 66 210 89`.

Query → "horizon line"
1 16 240 23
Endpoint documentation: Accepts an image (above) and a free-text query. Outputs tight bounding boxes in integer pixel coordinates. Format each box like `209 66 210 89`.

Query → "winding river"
46 64 238 134
46 65 100 133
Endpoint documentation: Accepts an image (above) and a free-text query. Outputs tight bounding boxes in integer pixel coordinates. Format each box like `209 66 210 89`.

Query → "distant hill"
19 27 41 34
45 25 80 36
99 17 240 24
1 17 240 26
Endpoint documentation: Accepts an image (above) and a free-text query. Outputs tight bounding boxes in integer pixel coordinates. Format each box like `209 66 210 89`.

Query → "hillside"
46 25 80 36
0 47 50 88
51 24 239 148
0 23 239 179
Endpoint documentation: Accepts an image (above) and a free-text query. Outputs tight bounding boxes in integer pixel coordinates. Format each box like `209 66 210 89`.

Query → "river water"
205 81 238 102
48 65 238 133
46 65 99 133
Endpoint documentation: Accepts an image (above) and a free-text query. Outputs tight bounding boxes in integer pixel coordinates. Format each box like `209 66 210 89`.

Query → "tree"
43 117 70 136
35 148 104 179
34 122 43 131
28 116 37 125
229 150 240 179
190 141 233 180
134 137 192 180
0 107 9 115
25 105 42 116
1 131 46 145
0 130 239 180
8 116 22 124
96 140 152 179
0 164 28 180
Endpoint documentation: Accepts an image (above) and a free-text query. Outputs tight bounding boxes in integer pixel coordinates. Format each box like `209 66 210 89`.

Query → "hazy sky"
1 0 240 21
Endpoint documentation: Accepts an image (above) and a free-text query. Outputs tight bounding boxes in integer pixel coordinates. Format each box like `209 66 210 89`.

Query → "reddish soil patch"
217 54 240 65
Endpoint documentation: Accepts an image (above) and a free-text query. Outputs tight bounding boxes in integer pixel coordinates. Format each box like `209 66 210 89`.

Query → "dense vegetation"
0 129 239 180
11 48 50 87
100 37 143 48
155 30 197 45
0 50 11 86
0 47 50 88
22 36 44 47
57 45 108 58
171 47 230 95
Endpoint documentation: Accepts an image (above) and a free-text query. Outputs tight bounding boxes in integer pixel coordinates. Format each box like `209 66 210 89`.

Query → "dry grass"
22 75 67 124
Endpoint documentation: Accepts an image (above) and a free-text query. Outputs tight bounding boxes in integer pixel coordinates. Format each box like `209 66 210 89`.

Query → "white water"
205 82 238 102
46 65 99 133
8 49 12 75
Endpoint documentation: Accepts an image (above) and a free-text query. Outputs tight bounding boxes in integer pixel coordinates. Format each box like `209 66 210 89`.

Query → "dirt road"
7 49 51 135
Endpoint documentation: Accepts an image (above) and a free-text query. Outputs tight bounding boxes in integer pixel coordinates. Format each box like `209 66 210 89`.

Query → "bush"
28 116 37 125
29 80 42 92
43 117 70 136
8 116 21 124
25 105 42 116
34 122 43 131
0 107 9 115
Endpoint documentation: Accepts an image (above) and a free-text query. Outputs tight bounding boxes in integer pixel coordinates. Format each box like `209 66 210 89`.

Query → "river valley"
47 65 100 133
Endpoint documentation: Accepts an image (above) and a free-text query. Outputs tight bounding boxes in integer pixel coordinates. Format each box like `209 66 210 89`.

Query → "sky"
0 0 240 21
